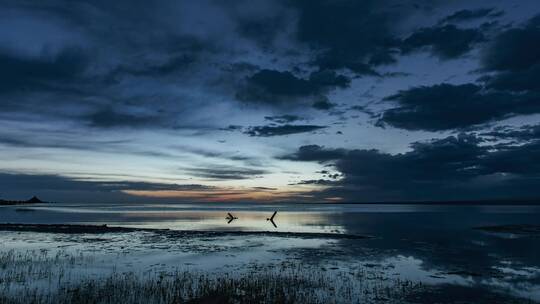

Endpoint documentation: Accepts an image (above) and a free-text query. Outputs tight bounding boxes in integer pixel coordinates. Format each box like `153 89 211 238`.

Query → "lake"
1 203 539 303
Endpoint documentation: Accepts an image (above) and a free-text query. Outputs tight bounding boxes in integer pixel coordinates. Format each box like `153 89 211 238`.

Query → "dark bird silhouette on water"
267 211 277 228
226 212 238 224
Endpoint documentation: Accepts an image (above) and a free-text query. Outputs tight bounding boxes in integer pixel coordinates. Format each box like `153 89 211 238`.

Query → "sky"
1 0 540 203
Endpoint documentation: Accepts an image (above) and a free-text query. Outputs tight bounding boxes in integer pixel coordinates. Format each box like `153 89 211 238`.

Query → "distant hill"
0 196 47 206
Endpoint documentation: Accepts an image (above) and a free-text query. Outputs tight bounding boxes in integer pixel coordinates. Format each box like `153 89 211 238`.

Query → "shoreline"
3 199 540 206
3 223 538 238
0 223 371 239
0 202 46 206
0 196 48 206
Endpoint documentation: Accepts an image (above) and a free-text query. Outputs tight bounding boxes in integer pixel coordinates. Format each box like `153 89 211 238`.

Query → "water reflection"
1 203 540 302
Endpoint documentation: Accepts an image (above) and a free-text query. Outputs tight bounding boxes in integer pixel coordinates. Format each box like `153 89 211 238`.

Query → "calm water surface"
3 202 540 232
1 203 540 302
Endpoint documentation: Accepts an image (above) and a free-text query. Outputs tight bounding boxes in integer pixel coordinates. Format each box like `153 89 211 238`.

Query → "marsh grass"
0 249 423 304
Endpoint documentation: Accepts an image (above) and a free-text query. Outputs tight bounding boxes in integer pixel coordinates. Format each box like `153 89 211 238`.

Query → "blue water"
2 203 540 302
2 202 539 232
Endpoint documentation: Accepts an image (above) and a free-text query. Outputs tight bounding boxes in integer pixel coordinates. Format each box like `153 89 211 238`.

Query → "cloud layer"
1 1 539 202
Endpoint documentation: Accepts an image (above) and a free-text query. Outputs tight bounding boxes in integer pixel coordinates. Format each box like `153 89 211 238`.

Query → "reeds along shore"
0 249 422 304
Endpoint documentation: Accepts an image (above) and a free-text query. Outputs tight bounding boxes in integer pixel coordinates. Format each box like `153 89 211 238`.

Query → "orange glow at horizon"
123 188 318 202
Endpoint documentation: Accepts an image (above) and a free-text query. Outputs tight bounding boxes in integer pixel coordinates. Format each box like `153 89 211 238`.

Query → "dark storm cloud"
482 124 540 142
478 140 540 177
291 0 402 73
483 63 540 92
280 144 347 162
235 13 290 49
480 15 540 93
289 1 491 71
481 15 540 72
289 179 337 186
282 134 486 200
236 69 349 105
401 25 484 59
0 0 511 134
0 172 213 193
181 166 267 180
1 1 318 132
312 99 336 110
107 53 197 80
0 132 130 152
244 124 326 137
377 83 540 131
220 125 243 131
0 48 88 94
283 134 540 201
264 115 304 124
378 14 540 132
439 8 501 24
0 1 233 133
252 186 277 191
85 108 155 128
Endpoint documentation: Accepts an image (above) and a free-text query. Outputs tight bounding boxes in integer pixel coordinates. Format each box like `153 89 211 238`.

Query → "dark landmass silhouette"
0 196 47 205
